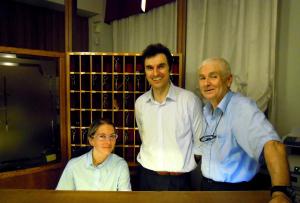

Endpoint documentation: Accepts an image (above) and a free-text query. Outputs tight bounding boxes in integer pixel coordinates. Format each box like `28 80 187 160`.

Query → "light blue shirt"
201 91 280 183
135 83 203 172
56 149 131 191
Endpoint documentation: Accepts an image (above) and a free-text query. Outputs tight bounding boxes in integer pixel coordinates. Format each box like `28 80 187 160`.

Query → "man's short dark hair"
141 43 173 71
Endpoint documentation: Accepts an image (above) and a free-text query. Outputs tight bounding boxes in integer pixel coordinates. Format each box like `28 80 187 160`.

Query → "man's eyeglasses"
200 134 217 142
93 133 118 141
200 112 223 143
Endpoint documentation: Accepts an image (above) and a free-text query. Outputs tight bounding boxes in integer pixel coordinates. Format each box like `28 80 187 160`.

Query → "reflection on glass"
71 128 80 144
114 112 123 127
125 94 134 109
124 131 128 144
114 57 121 72
103 75 108 90
114 75 122 90
81 74 90 90
125 111 134 127
113 98 119 110
136 76 141 90
103 75 112 91
0 53 61 172
125 75 130 90
102 94 112 109
70 74 79 90
103 94 108 109
125 148 134 162
82 128 88 144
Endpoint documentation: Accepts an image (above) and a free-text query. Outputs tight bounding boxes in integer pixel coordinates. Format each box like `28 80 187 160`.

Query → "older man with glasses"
197 57 294 202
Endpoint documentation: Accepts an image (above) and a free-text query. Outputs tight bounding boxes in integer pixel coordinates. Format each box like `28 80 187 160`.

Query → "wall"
274 0 300 135
88 0 113 52
47 0 113 51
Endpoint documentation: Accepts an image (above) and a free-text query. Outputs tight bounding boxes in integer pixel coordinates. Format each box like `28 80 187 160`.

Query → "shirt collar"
86 149 112 169
217 91 233 113
204 91 233 115
145 82 176 103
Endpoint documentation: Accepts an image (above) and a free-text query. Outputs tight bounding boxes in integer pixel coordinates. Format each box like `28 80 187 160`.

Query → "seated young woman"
56 118 131 191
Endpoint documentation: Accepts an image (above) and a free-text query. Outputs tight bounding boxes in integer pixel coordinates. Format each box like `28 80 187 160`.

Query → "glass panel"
135 75 145 92
102 74 112 91
102 93 112 109
92 74 101 90
103 56 112 73
172 56 180 74
114 111 123 128
70 55 80 72
71 128 80 144
92 93 102 109
113 75 123 91
0 53 61 172
70 92 80 109
70 74 80 90
81 92 91 109
125 56 134 73
81 55 90 72
81 74 91 90
124 93 134 109
136 56 144 73
92 111 101 121
92 55 102 72
124 75 134 91
81 111 91 127
113 56 123 73
124 111 134 128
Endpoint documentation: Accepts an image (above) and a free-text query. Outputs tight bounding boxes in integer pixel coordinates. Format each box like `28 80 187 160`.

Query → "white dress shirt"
135 83 203 172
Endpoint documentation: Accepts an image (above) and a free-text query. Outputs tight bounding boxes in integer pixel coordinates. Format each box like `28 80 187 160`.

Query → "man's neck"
211 90 230 110
152 83 170 103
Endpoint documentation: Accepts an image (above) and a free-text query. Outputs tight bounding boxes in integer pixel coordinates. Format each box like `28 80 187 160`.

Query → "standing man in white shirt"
135 43 203 190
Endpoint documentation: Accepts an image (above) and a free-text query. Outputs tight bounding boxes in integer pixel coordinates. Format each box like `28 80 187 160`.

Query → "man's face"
144 53 170 91
198 62 232 108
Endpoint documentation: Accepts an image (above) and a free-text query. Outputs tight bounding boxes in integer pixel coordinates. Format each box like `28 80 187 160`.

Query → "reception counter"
0 189 270 203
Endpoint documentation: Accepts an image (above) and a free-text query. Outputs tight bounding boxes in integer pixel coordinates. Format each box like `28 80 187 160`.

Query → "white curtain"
186 0 278 111
112 2 177 53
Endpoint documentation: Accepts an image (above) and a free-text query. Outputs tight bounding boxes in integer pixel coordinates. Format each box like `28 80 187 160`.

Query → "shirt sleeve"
191 94 203 155
56 161 75 190
117 160 132 191
232 98 280 161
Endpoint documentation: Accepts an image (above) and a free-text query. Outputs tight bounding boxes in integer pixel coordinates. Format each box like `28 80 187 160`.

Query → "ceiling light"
0 53 16 58
0 62 18 66
141 0 146 12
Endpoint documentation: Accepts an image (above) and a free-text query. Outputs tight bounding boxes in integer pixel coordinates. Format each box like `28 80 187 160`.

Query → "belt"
156 171 185 176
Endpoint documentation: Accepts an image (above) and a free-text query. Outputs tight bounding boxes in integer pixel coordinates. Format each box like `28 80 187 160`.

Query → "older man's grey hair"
199 57 231 78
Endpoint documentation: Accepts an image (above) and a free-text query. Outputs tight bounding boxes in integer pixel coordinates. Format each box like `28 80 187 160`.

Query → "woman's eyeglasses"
93 133 118 141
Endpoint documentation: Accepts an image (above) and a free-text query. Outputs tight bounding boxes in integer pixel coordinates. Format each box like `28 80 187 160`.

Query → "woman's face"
89 123 117 156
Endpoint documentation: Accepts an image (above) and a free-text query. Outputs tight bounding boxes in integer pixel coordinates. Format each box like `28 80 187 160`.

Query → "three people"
135 43 203 190
197 57 293 202
56 118 131 191
58 44 292 202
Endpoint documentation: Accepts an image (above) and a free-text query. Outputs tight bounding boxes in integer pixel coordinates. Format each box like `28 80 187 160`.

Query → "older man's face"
198 62 232 108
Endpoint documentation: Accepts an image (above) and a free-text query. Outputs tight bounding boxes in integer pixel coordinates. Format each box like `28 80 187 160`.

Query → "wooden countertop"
0 189 270 203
